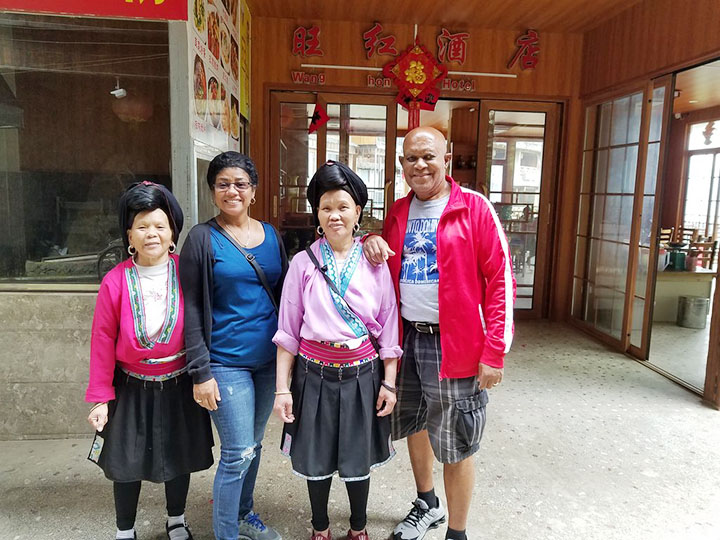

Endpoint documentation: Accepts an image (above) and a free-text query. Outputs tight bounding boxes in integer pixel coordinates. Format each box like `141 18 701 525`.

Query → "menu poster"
239 0 251 120
190 0 241 152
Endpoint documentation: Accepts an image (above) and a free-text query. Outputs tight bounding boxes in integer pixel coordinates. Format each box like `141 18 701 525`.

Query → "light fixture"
689 99 699 104
110 77 127 99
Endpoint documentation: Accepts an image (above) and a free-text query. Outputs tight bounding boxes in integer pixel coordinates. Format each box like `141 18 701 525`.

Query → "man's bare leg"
407 430 435 492
443 456 475 530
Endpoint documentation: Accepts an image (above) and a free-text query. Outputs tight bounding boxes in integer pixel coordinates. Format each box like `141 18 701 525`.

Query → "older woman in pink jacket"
86 182 213 540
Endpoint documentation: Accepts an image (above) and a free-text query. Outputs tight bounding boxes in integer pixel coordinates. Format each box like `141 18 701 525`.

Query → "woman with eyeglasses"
179 152 288 540
86 181 214 540
273 161 401 540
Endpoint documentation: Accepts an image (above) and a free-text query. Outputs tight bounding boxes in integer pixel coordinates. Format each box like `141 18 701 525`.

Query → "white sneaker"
392 498 447 540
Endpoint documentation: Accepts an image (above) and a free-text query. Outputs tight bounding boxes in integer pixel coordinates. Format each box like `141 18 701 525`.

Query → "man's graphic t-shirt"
399 194 449 323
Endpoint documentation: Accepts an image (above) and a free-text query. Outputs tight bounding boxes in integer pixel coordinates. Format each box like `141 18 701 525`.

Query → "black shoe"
166 520 193 540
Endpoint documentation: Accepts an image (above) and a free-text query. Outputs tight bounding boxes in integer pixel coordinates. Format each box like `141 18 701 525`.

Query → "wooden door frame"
629 75 674 359
477 100 562 319
268 91 317 228
269 90 398 229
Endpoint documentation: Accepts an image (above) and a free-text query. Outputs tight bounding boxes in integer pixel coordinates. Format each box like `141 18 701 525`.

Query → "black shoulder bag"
304 246 380 353
209 219 279 313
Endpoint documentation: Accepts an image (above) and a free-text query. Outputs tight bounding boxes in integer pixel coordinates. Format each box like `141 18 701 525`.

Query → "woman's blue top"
209 222 282 367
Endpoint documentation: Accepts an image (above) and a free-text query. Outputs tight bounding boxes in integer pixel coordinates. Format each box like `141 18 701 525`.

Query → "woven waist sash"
298 337 377 368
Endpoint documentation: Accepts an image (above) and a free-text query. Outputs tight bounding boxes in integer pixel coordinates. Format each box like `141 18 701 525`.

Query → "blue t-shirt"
209 222 281 367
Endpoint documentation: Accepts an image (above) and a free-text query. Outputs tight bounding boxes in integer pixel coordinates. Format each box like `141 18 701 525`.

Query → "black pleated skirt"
280 356 395 482
88 369 214 483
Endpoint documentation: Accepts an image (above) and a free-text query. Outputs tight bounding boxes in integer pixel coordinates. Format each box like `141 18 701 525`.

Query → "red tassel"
408 102 420 130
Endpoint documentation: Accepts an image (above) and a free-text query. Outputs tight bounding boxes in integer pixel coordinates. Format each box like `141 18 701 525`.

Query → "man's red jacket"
382 176 516 378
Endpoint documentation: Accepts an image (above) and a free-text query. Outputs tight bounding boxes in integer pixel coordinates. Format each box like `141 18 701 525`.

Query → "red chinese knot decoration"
292 25 323 57
383 42 447 130
507 29 539 70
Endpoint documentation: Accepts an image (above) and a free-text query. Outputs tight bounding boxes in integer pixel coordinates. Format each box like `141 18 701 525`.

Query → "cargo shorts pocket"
454 391 488 449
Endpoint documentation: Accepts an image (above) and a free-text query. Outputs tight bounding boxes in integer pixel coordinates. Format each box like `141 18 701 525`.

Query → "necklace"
218 215 251 247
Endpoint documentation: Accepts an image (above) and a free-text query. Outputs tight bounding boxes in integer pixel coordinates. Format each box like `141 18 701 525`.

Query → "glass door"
270 92 396 257
478 101 561 318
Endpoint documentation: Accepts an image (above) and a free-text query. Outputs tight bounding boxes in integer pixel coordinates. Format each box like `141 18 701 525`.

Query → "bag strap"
304 246 380 353
209 219 279 313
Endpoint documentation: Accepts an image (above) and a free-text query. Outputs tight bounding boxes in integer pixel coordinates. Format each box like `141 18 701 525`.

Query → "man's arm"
475 196 516 370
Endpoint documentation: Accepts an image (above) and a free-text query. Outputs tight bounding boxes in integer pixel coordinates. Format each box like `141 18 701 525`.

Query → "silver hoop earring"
316 226 324 236
168 242 176 254
353 223 360 233
127 245 136 256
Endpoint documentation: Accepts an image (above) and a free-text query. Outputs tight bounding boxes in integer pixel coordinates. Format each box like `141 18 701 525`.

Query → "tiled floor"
2 321 720 540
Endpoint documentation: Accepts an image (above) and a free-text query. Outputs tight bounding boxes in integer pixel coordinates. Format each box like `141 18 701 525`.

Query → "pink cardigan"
85 255 186 403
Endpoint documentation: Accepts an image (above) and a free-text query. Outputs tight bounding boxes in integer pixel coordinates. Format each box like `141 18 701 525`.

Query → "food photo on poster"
190 0 242 151
207 4 220 60
193 54 207 122
231 35 239 80
230 94 240 140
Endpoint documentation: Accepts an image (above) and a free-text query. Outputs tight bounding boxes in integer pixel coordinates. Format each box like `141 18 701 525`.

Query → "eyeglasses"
214 181 252 192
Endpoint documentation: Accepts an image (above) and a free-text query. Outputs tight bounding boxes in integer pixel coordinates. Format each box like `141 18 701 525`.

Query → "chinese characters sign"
507 29 539 70
0 0 187 20
362 23 398 59
437 28 469 65
292 26 324 57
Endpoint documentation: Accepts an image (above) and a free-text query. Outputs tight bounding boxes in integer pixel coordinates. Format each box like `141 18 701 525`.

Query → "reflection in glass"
485 110 546 309
0 13 171 282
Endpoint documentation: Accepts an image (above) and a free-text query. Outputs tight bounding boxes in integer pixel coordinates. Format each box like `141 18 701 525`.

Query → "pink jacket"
85 255 186 403
383 176 516 378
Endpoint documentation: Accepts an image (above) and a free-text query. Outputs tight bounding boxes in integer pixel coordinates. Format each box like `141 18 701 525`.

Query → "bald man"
364 127 515 540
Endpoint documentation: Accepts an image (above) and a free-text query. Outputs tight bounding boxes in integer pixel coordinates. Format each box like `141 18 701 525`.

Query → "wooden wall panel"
250 17 584 319
250 16 583 214
582 0 720 97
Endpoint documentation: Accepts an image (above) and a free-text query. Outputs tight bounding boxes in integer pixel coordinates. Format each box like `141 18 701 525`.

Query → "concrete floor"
2 321 720 540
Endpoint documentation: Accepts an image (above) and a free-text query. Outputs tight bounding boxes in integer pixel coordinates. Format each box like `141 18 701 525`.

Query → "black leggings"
307 477 370 532
113 474 190 530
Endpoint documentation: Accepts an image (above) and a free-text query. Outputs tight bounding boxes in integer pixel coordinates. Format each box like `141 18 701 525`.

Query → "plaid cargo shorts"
391 320 488 464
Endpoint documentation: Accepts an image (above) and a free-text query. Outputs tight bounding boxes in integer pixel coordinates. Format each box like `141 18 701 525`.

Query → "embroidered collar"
125 258 180 349
319 239 366 338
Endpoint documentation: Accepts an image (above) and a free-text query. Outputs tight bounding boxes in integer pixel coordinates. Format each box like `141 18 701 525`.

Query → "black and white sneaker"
392 498 447 540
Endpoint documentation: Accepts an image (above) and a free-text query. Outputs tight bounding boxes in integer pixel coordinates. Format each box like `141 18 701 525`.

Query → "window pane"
607 147 626 193
623 145 638 194
628 92 643 144
598 102 612 147
611 96 630 145
574 235 587 278
635 247 649 299
630 296 645 348
644 142 660 195
0 14 170 282
595 149 609 193
648 87 666 143
640 196 655 246
591 195 606 238
618 195 634 244
603 196 622 241
688 121 720 150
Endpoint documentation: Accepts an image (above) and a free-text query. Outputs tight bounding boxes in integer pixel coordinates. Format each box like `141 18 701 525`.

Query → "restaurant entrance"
268 90 562 317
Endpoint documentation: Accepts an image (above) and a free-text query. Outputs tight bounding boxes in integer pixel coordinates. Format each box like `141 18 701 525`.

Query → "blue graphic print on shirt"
400 218 439 284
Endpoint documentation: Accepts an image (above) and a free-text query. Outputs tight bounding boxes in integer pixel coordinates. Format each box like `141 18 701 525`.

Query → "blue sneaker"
238 512 282 540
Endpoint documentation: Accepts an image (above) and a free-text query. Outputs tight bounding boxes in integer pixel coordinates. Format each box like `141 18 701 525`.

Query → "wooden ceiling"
674 60 720 114
247 0 644 33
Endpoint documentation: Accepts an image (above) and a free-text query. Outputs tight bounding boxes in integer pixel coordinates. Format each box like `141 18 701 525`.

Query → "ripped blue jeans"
209 362 276 540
